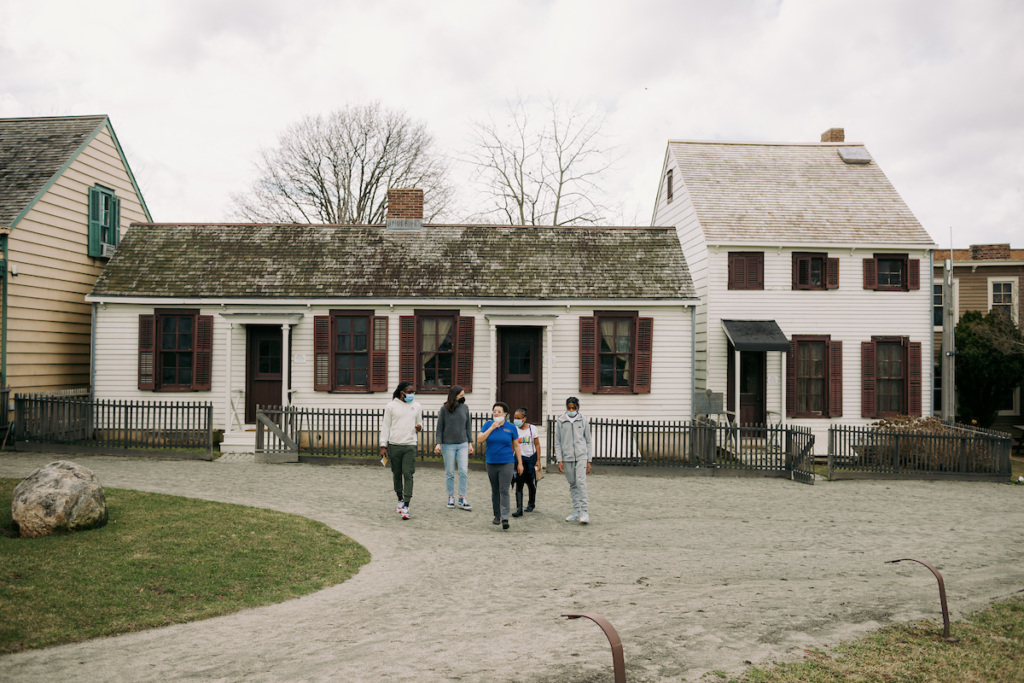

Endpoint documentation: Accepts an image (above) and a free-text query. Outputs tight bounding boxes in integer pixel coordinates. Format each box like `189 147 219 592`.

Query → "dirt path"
1 453 1022 682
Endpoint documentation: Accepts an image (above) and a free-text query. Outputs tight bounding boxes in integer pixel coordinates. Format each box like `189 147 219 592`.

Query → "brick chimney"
386 188 423 231
969 243 1011 260
821 127 845 143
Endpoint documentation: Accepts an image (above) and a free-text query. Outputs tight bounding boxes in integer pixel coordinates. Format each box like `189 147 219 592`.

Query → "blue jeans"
441 442 469 498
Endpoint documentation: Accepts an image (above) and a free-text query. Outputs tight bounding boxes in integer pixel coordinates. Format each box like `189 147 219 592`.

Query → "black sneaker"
502 519 509 530
492 517 500 525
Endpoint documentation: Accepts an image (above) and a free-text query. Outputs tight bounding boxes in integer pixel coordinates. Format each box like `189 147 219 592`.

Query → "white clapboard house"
88 189 696 452
651 128 936 446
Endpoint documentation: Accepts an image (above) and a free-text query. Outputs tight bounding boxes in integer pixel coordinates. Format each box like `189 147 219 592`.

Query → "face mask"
458 397 465 404
404 393 415 403
567 410 578 418
493 415 505 425
514 419 524 427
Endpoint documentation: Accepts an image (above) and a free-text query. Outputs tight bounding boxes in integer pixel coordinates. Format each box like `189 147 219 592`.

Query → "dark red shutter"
314 316 331 391
794 255 808 289
907 340 922 416
194 315 213 391
907 259 920 290
369 316 388 392
399 316 416 385
579 316 597 393
826 258 839 289
863 258 877 290
138 314 155 390
828 340 843 417
786 339 797 417
728 253 742 290
633 317 653 394
455 315 475 391
749 253 764 290
861 341 876 418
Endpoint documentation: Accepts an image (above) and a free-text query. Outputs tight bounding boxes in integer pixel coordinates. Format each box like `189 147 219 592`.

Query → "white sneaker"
447 495 456 509
579 512 590 524
401 505 410 520
566 511 580 522
397 501 405 514
458 498 472 510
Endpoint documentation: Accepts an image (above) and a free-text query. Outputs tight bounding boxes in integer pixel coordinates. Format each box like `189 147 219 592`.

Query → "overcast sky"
2 0 1022 247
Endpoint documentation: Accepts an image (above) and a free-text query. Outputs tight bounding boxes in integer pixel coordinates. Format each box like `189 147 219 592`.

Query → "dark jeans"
514 454 537 507
389 443 416 504
487 462 514 520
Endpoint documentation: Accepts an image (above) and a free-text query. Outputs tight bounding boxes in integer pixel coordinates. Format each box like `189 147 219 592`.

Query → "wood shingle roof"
91 223 695 300
0 115 108 227
668 140 935 245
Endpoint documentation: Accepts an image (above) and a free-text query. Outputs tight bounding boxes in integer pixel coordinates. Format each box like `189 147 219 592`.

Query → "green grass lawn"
0 478 369 654
727 597 1024 682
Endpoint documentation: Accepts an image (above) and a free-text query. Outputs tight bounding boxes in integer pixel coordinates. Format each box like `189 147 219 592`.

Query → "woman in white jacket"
379 381 422 520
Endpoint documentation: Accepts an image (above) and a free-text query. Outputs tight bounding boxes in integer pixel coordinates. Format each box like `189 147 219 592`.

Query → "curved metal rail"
886 557 956 641
561 612 626 682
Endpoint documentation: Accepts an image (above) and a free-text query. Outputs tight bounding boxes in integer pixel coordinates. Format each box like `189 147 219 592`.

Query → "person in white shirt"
511 407 541 517
379 381 422 520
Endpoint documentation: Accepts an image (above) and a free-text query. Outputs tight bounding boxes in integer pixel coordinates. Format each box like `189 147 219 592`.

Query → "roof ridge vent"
837 147 872 164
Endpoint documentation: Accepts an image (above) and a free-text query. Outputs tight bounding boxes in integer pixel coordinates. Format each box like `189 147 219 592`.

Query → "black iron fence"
828 422 1011 481
14 394 213 458
255 406 815 481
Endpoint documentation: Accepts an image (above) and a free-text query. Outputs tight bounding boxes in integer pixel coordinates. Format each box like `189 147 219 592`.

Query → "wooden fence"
14 394 213 459
828 422 1011 481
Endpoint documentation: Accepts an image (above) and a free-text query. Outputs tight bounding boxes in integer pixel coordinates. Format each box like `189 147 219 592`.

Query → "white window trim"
987 276 1019 324
998 386 1021 417
933 276 959 332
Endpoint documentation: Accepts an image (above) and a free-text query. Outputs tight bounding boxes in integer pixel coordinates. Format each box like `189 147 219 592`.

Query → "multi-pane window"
864 254 919 291
507 339 531 377
88 185 120 258
796 340 826 414
792 253 839 290
160 315 194 388
876 258 905 289
419 315 455 388
992 281 1013 320
933 283 943 327
598 316 633 388
876 341 904 415
259 338 282 375
334 316 368 387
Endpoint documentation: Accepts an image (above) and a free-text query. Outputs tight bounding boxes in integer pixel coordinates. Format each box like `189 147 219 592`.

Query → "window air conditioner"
100 243 116 258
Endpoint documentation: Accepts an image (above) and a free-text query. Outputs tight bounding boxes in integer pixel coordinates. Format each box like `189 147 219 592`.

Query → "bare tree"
463 98 617 226
232 103 454 223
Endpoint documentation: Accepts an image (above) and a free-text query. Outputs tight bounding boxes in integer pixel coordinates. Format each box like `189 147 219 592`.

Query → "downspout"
90 302 97 399
690 305 696 421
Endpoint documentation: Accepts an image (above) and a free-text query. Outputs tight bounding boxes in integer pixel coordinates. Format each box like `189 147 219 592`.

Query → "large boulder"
11 461 108 538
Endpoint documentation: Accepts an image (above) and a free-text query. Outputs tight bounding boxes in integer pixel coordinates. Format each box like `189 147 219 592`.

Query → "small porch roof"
722 320 790 352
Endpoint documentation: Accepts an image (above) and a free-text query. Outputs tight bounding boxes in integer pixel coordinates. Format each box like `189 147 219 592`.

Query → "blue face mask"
567 410 578 418
514 419 524 427
404 393 415 403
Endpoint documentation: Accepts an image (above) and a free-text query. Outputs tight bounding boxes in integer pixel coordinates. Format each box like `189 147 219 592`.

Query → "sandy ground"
1 452 1023 682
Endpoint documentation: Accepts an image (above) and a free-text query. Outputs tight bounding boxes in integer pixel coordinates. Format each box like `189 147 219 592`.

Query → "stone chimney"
821 127 845 142
969 244 1011 260
386 188 423 231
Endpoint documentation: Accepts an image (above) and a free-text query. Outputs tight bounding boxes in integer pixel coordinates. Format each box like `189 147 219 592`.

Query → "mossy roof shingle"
91 223 695 300
0 115 108 226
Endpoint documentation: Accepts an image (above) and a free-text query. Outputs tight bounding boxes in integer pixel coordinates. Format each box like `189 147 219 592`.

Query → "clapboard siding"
706 247 933 445
6 126 148 393
95 302 692 431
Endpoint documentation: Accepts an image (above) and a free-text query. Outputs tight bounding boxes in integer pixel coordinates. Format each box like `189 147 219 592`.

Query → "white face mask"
493 415 505 425
567 410 578 418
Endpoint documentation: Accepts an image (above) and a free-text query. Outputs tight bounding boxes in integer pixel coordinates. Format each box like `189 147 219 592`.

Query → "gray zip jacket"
554 413 593 463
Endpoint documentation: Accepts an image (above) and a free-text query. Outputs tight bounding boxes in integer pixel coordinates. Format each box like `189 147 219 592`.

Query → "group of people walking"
379 382 593 529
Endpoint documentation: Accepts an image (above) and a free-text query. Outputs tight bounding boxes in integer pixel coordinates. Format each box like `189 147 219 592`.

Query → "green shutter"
111 195 121 246
88 186 102 257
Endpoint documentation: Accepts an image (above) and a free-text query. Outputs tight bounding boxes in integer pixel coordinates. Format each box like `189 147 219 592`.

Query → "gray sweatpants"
487 462 514 520
563 459 588 513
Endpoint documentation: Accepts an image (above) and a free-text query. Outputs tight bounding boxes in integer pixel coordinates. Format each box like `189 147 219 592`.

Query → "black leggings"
514 454 537 506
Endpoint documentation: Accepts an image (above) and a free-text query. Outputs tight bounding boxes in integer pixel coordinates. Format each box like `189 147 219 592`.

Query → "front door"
245 326 283 423
728 346 766 425
497 327 542 423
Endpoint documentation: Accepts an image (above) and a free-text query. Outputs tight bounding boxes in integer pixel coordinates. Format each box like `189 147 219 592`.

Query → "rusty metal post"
886 558 956 641
562 612 626 682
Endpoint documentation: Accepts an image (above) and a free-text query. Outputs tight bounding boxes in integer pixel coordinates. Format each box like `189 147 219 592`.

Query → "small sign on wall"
293 354 307 364
767 374 779 386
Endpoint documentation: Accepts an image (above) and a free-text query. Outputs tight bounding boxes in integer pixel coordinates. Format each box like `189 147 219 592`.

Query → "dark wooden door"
246 326 282 423
728 348 766 425
498 327 542 422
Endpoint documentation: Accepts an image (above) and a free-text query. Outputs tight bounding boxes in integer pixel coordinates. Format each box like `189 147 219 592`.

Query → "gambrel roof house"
88 189 696 452
0 115 150 394
652 128 936 447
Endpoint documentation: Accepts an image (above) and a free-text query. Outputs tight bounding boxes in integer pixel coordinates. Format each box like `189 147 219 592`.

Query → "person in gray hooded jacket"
554 396 593 524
